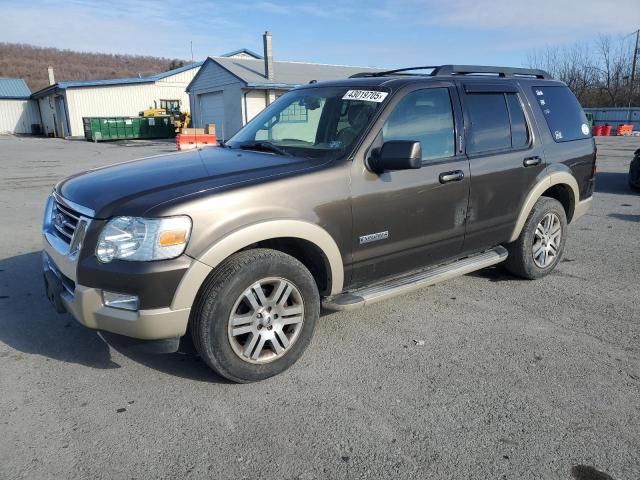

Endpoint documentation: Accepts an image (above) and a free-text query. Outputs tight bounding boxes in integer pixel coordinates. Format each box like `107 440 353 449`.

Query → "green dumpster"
83 116 175 142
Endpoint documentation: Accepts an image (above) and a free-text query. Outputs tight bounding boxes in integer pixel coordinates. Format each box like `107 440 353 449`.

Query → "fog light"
103 291 139 311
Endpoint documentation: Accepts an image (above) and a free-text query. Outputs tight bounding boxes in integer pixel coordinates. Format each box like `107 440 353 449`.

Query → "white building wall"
0 99 40 134
242 89 288 125
38 94 61 137
38 96 53 136
243 90 267 124
64 81 192 137
157 68 199 85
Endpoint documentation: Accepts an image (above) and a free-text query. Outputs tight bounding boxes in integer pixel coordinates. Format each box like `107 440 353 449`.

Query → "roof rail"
349 65 552 80
432 65 551 79
350 66 439 78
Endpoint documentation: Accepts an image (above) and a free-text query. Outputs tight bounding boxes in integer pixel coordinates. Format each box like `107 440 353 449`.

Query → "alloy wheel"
532 212 562 268
227 277 304 364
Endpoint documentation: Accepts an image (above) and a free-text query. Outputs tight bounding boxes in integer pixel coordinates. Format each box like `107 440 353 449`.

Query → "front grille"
52 201 80 244
43 252 76 297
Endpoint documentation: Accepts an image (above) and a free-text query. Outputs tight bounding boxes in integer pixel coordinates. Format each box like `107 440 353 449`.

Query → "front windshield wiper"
237 141 293 157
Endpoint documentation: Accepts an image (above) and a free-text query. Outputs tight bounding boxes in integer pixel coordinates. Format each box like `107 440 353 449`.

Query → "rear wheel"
190 248 319 383
504 197 567 279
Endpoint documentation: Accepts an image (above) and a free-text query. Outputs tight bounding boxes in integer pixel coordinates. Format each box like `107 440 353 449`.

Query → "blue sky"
2 0 639 68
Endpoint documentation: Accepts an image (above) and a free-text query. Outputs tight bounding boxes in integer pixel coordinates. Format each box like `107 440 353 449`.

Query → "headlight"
96 216 191 263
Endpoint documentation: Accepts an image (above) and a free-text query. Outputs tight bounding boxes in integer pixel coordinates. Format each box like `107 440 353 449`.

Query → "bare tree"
526 35 637 107
596 35 632 106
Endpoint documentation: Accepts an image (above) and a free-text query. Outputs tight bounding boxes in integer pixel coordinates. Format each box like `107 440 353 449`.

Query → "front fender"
171 220 344 310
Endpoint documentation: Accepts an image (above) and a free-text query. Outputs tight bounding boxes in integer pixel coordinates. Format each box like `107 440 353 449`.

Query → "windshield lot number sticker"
343 90 388 102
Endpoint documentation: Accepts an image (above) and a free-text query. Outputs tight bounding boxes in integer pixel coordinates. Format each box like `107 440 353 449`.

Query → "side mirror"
368 141 422 174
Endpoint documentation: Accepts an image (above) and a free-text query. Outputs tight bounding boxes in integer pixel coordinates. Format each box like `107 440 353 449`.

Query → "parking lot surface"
0 135 638 480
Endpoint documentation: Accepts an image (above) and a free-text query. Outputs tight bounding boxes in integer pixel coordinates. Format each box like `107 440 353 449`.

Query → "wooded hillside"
0 43 187 93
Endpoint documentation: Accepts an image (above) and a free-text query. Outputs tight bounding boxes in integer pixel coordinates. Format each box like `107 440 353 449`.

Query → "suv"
43 65 596 382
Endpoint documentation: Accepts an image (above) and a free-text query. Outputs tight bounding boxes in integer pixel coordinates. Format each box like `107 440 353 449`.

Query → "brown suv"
43 65 596 382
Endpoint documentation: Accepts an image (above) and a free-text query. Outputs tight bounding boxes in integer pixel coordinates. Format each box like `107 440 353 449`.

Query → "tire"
504 197 567 280
629 156 640 191
190 248 320 383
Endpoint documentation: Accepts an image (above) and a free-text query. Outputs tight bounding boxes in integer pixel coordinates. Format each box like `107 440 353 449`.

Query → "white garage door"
198 92 225 139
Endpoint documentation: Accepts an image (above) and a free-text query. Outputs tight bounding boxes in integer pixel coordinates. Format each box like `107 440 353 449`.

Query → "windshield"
226 86 388 160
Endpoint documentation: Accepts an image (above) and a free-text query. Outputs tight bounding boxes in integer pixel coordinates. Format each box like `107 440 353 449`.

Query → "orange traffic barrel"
176 133 218 151
616 124 633 136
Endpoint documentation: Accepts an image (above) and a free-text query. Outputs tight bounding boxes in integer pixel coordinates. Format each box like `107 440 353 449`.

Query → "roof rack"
349 65 552 80
350 66 439 78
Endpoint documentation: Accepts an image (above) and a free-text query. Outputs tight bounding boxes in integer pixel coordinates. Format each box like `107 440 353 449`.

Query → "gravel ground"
0 135 638 480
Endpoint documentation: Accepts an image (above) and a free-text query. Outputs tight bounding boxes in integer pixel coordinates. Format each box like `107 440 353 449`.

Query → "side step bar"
322 246 508 311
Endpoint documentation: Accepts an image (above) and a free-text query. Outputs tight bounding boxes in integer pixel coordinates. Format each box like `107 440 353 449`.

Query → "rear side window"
506 94 529 148
532 86 590 142
466 92 530 154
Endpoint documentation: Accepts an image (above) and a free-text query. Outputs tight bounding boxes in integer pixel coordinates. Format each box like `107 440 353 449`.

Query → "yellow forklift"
139 100 191 133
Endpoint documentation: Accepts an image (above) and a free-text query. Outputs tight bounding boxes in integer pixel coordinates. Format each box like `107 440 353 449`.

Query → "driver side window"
381 88 455 161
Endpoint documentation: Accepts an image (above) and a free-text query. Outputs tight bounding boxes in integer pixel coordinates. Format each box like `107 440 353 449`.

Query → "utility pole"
629 29 639 120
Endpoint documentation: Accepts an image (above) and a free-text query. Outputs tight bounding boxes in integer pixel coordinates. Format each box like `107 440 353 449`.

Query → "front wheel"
190 249 320 383
504 197 567 279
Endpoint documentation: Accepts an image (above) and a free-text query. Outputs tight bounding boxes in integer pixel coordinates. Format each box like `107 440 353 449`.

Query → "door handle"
523 156 542 167
439 170 465 184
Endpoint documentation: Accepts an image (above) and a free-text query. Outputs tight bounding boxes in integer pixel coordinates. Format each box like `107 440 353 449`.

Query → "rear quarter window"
532 86 590 142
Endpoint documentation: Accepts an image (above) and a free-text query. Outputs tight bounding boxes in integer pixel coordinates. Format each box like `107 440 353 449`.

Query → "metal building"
583 107 640 131
0 78 40 134
31 63 202 138
187 33 382 141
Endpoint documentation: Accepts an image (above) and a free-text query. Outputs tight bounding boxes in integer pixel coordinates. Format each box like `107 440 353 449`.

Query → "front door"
348 84 470 287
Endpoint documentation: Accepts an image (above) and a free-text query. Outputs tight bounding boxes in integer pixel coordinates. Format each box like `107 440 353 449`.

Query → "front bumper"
42 194 191 341
43 251 191 340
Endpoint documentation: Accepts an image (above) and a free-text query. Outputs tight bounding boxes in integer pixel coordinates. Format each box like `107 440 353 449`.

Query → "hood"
57 147 320 218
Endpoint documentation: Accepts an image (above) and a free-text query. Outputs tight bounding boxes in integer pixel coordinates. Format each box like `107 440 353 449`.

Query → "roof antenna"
190 40 194 64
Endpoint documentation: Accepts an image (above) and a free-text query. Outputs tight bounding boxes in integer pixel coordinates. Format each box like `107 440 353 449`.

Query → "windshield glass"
226 86 388 160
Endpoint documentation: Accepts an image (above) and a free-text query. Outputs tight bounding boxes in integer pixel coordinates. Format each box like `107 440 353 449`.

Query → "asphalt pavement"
0 135 638 480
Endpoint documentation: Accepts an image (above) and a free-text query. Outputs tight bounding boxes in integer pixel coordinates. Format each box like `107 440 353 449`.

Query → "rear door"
526 85 595 200
458 81 546 252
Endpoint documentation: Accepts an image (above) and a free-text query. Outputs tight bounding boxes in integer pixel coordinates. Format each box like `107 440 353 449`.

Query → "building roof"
220 48 263 59
0 78 32 99
188 56 384 91
31 62 203 98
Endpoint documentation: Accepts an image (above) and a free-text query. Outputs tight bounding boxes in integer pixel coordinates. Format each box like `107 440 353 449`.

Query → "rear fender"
509 171 579 242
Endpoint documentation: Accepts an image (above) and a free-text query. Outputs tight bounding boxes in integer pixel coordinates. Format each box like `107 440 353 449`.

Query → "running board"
322 246 508 311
